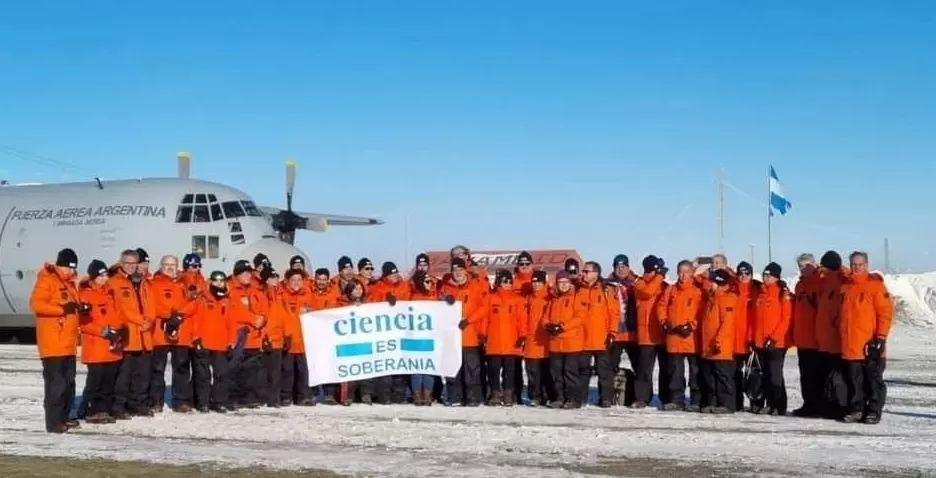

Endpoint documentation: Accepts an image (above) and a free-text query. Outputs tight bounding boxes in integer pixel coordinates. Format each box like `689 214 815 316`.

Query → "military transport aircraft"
0 153 382 336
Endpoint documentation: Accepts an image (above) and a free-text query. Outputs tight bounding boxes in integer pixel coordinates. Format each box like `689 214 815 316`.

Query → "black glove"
262 335 273 353
103 326 124 351
102 326 120 343
385 292 397 306
663 320 674 334
676 324 693 338
865 337 886 360
765 336 776 351
478 334 487 347
515 337 526 349
544 323 560 336
192 337 204 352
117 326 129 344
78 302 93 317
605 333 615 348
62 302 80 314
163 312 183 341
442 295 456 305
458 319 468 330
283 335 293 353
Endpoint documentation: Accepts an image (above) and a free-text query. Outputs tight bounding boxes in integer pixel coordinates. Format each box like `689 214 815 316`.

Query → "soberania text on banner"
300 301 464 387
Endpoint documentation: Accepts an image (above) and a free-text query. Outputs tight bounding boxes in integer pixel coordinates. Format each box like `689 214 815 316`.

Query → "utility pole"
884 237 891 274
718 167 725 254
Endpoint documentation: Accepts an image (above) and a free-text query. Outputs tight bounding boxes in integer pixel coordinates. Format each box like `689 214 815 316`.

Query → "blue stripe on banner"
336 342 374 358
770 192 791 215
400 338 435 352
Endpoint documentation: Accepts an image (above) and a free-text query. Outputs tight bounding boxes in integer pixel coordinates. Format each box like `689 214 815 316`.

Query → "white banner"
300 301 464 386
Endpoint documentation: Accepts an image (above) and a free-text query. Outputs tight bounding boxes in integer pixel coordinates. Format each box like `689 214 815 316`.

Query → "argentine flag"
768 165 792 216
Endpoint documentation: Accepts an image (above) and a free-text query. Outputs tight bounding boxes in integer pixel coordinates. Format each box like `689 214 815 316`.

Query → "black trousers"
151 345 193 408
193 349 229 408
513 357 524 404
261 350 282 406
666 352 700 406
446 347 483 404
524 358 552 404
115 351 151 413
581 349 617 404
392 375 410 403
549 352 585 404
635 345 669 404
733 353 747 410
612 341 640 372
365 376 392 402
41 356 76 432
797 348 823 412
231 349 263 406
280 352 313 404
753 348 788 412
844 358 887 415
701 359 736 410
487 355 518 393
816 352 847 418
83 361 120 416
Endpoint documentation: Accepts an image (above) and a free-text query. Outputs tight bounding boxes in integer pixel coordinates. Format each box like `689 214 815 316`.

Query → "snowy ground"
2 327 936 477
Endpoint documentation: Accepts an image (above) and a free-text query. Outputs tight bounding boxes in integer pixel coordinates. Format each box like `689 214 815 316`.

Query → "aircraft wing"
259 206 383 232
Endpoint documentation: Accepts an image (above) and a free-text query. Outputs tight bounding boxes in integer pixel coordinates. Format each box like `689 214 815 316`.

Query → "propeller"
270 159 309 245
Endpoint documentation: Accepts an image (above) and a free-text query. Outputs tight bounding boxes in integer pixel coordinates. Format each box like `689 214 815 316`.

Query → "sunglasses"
189 264 201 269
362 267 374 271
518 262 532 267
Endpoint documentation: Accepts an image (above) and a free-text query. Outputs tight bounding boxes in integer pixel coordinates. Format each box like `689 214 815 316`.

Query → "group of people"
30 244 893 434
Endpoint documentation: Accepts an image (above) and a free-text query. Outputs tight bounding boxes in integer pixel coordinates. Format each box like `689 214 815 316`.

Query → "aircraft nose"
237 237 310 272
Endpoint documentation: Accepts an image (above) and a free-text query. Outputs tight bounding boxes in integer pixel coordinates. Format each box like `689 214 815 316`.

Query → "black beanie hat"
517 251 533 265
289 255 305 267
613 254 630 267
358 257 373 270
763 262 782 279
737 261 753 275
135 248 149 263
415 253 430 266
711 268 732 286
451 258 467 270
820 250 842 271
564 258 579 273
532 270 547 283
495 269 513 285
381 261 399 277
642 255 660 273
253 253 270 268
314 267 330 277
209 270 227 282
232 259 252 276
87 259 108 279
337 256 353 270
55 248 78 269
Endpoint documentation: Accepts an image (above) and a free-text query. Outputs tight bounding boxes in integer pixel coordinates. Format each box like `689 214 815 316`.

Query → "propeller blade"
285 159 296 211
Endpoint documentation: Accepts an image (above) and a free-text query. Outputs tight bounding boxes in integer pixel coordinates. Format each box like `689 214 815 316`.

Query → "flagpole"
767 165 773 263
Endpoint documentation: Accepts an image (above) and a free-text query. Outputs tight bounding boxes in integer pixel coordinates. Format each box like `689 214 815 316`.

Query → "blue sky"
1 1 933 274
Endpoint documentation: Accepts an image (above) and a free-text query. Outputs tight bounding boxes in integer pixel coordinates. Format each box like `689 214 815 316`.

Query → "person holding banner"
439 258 489 406
280 269 325 407
484 270 527 406
367 262 413 404
408 269 440 406
334 279 372 405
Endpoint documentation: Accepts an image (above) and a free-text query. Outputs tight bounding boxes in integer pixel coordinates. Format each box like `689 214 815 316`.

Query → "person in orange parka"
632 254 670 408
839 251 893 425
109 248 157 418
29 248 82 433
699 269 738 414
438 257 489 406
484 270 527 406
657 260 704 412
604 254 640 399
731 261 755 411
180 253 208 299
523 270 553 406
408 270 440 406
259 268 286 408
750 262 793 415
281 268 333 407
791 253 824 418
544 270 585 409
575 261 620 408
333 278 369 405
78 260 124 424
148 255 199 413
366 261 412 404
190 270 234 413
814 250 850 418
226 259 270 410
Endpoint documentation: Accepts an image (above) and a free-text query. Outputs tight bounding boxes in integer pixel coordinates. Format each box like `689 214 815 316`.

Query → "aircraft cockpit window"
211 204 223 221
176 206 193 223
195 194 208 204
228 221 242 233
181 194 194 204
241 200 263 217
193 205 210 223
222 201 246 218
208 194 218 203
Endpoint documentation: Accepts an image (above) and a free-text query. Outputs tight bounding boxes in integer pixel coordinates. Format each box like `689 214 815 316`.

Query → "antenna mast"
718 167 725 254
884 237 891 274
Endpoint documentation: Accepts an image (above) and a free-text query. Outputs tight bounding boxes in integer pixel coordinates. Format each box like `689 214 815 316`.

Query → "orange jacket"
792 274 821 350
606 272 638 342
408 286 439 301
815 269 849 354
227 281 269 349
439 278 489 348
733 281 754 355
149 272 198 347
191 294 231 352
484 289 527 356
309 284 342 310
545 289 585 353
29 264 81 359
700 287 737 360
367 278 412 303
657 279 703 354
634 273 667 346
512 269 534 295
108 270 156 352
180 269 208 298
576 281 619 351
524 288 551 359
751 281 793 349
840 272 894 361
262 287 286 349
280 286 314 354
78 279 123 364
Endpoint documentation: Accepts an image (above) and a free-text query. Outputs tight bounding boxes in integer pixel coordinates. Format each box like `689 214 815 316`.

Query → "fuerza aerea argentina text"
12 205 167 221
